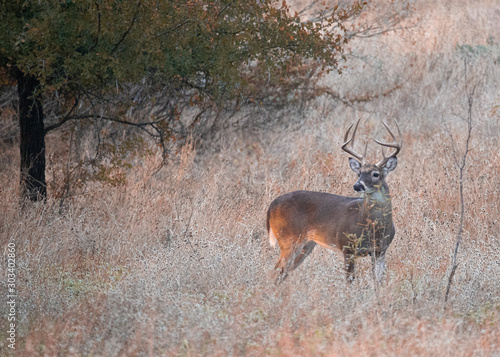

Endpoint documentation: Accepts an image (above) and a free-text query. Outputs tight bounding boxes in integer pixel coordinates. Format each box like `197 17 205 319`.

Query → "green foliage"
1 0 366 199
1 0 365 103
456 41 500 62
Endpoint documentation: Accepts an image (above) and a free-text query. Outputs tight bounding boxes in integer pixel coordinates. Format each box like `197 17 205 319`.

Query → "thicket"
1 0 398 203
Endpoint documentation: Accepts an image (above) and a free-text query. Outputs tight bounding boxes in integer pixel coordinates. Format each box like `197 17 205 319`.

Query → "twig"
444 59 475 304
44 96 80 133
111 1 141 54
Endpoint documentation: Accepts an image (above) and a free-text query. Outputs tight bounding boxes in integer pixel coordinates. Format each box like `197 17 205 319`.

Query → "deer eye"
372 172 380 178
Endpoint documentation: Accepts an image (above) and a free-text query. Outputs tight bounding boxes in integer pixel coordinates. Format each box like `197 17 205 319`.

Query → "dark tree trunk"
14 68 47 201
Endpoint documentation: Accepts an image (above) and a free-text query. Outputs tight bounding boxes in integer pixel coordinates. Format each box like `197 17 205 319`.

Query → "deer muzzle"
353 181 366 192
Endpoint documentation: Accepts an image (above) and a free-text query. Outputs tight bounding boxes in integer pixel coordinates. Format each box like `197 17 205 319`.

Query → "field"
1 0 500 355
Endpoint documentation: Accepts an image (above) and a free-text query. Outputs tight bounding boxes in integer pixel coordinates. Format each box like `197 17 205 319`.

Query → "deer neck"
361 184 392 219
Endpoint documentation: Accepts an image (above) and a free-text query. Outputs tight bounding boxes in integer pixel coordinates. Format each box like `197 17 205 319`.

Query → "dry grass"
1 0 500 356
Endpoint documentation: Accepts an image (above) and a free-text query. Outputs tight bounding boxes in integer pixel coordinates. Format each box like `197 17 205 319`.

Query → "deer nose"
353 181 365 192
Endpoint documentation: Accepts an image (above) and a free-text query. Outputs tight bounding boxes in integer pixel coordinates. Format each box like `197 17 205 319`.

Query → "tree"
0 0 365 201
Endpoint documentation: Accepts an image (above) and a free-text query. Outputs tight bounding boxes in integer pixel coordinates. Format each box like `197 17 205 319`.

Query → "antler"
341 118 364 163
373 119 402 167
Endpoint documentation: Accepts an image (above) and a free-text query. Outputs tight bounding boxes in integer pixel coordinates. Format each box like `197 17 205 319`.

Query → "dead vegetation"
1 0 499 355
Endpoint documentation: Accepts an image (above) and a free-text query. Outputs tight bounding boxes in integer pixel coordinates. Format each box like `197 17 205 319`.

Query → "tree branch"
217 0 235 18
44 96 80 133
111 1 141 54
88 1 101 52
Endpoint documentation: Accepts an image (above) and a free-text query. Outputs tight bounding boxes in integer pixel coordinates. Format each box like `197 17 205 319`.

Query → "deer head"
342 119 402 194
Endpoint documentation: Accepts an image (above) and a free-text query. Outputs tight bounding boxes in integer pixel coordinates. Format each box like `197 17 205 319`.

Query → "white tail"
266 119 402 284
268 227 278 248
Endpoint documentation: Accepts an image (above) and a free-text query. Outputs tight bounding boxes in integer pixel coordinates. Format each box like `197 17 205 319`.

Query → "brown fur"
267 162 396 283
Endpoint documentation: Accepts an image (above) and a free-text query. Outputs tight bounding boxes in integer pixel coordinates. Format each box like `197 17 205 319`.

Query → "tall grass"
1 0 499 355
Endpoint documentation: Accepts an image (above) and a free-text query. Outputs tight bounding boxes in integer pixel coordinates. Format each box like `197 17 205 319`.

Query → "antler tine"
373 119 402 167
373 120 401 148
341 119 364 162
343 123 354 144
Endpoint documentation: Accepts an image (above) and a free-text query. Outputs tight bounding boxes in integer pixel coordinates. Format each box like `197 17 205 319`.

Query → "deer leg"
274 238 308 284
274 267 288 284
274 252 288 284
373 252 386 284
290 241 316 271
344 253 355 283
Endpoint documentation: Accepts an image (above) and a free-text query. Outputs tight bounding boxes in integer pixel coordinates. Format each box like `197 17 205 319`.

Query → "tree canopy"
0 0 366 201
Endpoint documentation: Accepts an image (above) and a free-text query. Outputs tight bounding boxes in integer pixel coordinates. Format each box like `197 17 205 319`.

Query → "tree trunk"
15 68 47 201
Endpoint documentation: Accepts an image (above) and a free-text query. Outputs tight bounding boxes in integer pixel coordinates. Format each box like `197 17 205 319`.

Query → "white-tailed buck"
267 119 402 283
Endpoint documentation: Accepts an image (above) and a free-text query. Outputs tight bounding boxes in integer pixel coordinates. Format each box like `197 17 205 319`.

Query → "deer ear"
383 156 398 173
349 157 361 174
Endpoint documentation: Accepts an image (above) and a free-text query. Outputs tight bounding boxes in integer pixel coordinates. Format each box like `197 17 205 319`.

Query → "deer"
266 119 402 284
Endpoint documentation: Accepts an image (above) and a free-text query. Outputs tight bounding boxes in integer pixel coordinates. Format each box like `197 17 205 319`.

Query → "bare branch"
44 96 80 133
444 59 476 304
